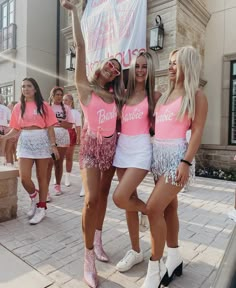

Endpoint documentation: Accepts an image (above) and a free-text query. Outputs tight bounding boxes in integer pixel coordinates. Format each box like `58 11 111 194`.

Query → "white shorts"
17 129 51 159
113 133 152 170
54 127 70 147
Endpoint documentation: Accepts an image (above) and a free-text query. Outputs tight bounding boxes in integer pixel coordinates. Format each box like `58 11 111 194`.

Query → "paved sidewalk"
0 163 235 288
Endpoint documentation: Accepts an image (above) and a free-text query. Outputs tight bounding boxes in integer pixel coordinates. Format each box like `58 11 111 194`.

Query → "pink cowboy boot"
94 229 109 262
84 248 98 288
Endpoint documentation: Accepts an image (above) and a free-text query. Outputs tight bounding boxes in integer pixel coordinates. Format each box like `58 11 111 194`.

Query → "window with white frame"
229 61 236 145
0 82 14 105
0 0 16 51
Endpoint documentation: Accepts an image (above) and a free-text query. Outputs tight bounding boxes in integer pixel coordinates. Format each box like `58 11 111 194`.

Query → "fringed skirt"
151 138 195 185
79 127 117 171
17 129 51 159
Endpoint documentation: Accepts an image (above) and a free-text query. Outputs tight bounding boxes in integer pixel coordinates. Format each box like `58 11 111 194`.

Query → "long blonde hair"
125 52 155 123
158 46 201 120
89 58 125 114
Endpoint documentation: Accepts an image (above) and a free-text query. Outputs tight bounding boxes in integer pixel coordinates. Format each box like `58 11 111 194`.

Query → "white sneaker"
27 196 38 218
139 214 149 232
116 249 144 272
80 185 85 197
29 207 46 225
54 184 62 196
228 209 236 222
65 173 71 187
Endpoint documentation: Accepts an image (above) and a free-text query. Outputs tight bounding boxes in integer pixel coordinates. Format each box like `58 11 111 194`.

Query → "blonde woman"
113 52 161 272
141 46 208 287
63 93 81 186
61 1 125 287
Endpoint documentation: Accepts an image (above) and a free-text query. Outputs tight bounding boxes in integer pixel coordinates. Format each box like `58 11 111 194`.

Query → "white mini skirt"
17 129 51 159
54 127 70 147
113 133 152 170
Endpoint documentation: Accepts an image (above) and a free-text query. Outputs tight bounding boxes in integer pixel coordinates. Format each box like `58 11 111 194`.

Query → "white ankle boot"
165 247 183 281
141 258 169 288
65 172 71 187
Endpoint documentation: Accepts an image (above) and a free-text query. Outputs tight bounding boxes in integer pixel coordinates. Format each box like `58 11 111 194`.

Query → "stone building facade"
60 0 236 170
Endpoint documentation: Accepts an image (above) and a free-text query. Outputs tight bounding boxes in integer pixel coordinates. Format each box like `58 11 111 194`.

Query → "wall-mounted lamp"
149 15 164 51
65 47 76 71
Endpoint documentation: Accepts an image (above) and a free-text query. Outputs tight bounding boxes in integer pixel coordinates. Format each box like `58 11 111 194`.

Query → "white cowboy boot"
165 247 183 281
141 258 169 288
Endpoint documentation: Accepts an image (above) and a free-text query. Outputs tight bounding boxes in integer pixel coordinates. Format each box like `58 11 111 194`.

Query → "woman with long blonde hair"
113 52 161 272
141 46 208 287
60 1 124 287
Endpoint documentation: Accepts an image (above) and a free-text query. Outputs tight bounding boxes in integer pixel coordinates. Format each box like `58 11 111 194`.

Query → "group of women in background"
0 80 82 224
0 0 208 287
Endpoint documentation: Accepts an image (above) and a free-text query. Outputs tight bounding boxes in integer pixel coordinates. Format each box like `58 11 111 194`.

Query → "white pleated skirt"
113 133 152 170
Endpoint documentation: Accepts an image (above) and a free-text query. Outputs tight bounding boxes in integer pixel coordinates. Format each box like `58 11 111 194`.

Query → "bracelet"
51 143 57 147
180 159 192 166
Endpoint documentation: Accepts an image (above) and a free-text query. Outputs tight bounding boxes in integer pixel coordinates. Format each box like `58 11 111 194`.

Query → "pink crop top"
10 101 58 130
155 96 191 139
121 97 150 135
80 92 117 138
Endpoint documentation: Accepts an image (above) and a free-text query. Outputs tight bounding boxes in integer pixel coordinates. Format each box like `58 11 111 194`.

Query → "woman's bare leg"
35 158 50 202
81 167 101 249
113 168 148 214
147 176 182 261
18 158 35 195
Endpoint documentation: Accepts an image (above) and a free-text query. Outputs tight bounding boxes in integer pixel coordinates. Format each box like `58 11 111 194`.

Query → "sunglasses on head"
106 61 120 76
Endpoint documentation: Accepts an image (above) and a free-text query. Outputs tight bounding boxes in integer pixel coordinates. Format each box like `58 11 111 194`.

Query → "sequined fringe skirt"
79 127 117 171
151 138 195 185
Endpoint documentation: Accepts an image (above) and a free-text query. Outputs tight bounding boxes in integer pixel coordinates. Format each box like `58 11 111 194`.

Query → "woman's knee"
113 190 126 209
84 194 99 210
20 175 31 187
146 202 164 219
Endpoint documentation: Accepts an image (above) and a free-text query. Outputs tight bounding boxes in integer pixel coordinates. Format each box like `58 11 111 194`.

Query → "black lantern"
65 47 76 71
149 15 164 51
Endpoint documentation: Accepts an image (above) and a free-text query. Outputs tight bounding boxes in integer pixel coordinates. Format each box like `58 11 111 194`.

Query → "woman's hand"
175 162 190 186
52 146 60 161
60 0 75 10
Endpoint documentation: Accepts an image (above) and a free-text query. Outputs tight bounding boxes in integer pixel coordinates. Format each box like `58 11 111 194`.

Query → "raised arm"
60 0 90 101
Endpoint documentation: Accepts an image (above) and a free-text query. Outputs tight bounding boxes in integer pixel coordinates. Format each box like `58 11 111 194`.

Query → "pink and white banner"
81 0 147 74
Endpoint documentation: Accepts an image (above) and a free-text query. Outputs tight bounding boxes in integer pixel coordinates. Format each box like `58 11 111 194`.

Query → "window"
0 82 14 105
0 0 16 51
0 0 15 28
229 61 236 144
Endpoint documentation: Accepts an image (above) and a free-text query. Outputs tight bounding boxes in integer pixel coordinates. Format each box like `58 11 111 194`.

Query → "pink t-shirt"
50 104 74 126
121 97 150 135
80 92 117 137
10 101 58 130
155 96 191 139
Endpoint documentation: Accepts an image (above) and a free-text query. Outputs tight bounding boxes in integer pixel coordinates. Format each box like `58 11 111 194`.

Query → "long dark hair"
20 78 45 118
49 87 66 119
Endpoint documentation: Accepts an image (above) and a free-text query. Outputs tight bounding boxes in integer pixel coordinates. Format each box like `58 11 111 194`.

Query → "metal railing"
212 226 236 288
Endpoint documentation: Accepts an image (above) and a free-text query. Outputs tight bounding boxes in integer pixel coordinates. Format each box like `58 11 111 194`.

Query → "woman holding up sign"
60 1 124 287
